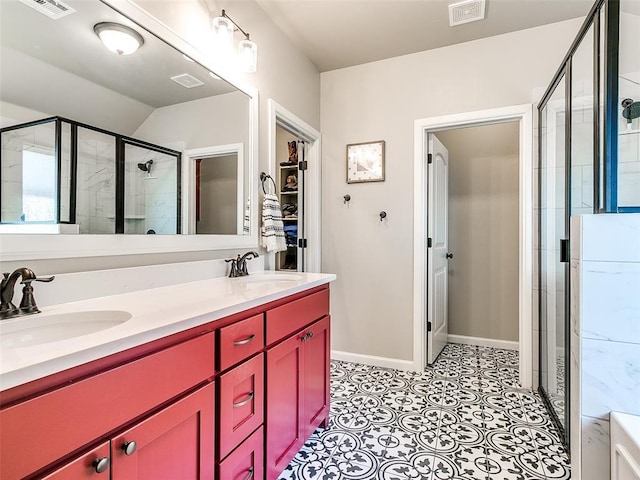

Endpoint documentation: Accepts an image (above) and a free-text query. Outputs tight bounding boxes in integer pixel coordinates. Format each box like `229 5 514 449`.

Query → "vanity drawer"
219 313 264 371
266 288 329 345
219 353 264 460
218 426 264 480
0 332 214 480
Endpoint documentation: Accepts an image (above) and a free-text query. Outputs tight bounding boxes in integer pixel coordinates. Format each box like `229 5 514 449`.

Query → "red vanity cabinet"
265 289 331 480
0 332 215 480
0 282 332 480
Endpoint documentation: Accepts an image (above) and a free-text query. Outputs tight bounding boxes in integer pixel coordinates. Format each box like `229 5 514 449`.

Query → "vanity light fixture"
93 22 144 56
212 10 257 73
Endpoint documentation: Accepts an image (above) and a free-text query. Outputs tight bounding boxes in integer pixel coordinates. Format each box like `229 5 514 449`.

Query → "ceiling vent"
170 74 205 89
17 0 75 19
448 0 486 27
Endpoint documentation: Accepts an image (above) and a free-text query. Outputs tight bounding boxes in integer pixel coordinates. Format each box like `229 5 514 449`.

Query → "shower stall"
538 0 640 452
0 116 181 234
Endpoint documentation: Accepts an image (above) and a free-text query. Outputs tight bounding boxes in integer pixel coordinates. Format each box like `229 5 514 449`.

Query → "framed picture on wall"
346 140 385 183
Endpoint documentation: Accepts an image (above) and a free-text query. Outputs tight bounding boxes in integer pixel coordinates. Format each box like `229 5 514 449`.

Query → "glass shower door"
540 74 568 443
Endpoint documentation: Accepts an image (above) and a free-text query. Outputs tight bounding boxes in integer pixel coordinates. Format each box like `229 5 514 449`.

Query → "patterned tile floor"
279 343 571 480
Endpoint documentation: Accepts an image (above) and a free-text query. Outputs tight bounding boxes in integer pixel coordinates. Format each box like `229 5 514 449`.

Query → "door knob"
92 457 109 474
446 253 453 259
122 441 137 456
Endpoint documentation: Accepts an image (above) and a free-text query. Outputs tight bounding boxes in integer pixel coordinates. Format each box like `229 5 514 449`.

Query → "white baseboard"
331 350 414 371
447 334 519 351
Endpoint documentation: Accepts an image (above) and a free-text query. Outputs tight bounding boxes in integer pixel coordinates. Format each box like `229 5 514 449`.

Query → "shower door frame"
535 0 624 452
538 69 572 451
0 116 182 234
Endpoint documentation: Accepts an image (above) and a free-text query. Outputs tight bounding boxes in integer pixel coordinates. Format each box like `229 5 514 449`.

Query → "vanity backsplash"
29 257 265 308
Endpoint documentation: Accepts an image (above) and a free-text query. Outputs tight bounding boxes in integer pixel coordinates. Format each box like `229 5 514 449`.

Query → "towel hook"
379 211 387 221
259 172 277 195
343 194 351 204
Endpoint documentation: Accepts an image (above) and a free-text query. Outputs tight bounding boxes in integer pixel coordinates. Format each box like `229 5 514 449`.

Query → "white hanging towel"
261 193 287 252
243 199 251 234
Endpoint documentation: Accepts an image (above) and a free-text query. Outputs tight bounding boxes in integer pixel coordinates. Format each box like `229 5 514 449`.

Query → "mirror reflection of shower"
137 159 156 179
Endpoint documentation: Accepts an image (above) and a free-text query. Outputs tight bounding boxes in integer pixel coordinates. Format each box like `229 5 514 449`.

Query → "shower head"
137 159 153 173
622 98 640 122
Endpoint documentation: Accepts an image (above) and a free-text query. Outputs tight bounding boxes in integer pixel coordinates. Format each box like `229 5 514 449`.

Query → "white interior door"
427 134 450 364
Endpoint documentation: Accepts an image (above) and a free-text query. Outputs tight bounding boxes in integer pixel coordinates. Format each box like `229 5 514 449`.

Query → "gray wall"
437 122 520 343
197 154 238 235
321 18 583 362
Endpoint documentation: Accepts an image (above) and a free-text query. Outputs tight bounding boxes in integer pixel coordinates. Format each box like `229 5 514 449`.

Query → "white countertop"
0 271 335 391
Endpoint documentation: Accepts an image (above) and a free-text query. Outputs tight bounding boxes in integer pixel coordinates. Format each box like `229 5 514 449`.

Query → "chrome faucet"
1 268 55 320
226 252 259 278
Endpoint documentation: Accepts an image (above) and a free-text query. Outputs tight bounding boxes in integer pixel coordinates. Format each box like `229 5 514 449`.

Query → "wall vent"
17 0 75 19
448 0 486 27
170 74 205 89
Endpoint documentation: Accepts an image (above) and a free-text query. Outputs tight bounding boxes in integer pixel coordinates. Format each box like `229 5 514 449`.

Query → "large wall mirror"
0 0 258 259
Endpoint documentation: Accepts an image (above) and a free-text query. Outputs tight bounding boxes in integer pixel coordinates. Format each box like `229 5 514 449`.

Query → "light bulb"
94 22 144 56
238 39 257 73
212 16 234 58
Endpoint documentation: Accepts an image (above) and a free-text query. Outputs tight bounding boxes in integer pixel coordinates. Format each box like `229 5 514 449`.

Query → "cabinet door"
301 315 331 438
265 332 304 480
219 353 264 459
41 442 111 480
111 383 214 480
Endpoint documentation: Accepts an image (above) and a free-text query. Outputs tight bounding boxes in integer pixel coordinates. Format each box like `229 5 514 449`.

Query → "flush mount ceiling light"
94 22 144 56
212 9 257 73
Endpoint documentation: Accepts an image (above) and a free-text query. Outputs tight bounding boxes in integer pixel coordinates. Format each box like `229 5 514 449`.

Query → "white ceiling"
256 0 594 72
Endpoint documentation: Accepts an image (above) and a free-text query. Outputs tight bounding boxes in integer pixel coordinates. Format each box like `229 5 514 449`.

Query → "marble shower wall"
570 213 640 480
124 145 178 235
76 128 116 234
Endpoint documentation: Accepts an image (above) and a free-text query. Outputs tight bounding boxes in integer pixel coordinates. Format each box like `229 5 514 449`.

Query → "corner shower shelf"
619 128 640 136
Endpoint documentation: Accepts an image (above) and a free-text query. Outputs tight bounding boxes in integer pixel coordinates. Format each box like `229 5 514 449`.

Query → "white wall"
437 122 520 342
0 46 153 135
321 18 584 363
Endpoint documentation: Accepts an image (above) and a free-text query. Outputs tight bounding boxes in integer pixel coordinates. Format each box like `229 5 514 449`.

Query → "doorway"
266 100 322 272
430 122 521 364
413 104 534 388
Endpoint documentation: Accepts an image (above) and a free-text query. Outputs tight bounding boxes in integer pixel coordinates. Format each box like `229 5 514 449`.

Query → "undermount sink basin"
0 310 132 348
242 273 303 283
